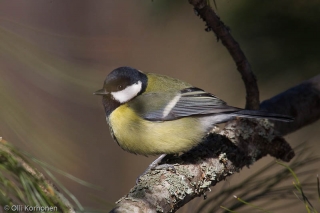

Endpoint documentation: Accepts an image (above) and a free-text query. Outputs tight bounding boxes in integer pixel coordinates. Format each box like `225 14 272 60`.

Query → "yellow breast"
109 104 206 155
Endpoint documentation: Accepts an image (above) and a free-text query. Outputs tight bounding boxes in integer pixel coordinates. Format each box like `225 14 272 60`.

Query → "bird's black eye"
117 85 123 90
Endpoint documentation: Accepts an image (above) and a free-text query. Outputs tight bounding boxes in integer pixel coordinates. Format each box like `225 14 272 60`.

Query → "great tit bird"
94 66 293 158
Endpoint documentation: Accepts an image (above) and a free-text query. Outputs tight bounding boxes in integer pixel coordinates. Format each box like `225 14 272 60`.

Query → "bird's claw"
136 154 176 184
136 163 176 184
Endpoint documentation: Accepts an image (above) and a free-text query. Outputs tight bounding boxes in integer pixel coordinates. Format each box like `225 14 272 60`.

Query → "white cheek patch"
162 94 181 118
111 81 142 103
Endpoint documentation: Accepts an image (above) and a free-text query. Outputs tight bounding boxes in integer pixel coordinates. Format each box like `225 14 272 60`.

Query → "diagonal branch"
260 74 320 135
189 0 260 110
110 74 320 213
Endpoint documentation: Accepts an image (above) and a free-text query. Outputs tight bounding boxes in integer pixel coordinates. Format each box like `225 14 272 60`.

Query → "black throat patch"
103 95 120 117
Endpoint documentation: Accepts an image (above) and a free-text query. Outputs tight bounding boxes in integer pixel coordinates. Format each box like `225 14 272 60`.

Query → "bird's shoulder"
145 73 192 93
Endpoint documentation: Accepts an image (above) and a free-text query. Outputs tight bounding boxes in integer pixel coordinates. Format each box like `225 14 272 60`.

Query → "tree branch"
189 0 260 110
110 74 320 213
260 74 320 135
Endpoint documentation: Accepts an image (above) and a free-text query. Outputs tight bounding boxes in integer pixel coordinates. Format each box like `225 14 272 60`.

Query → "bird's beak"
93 88 109 95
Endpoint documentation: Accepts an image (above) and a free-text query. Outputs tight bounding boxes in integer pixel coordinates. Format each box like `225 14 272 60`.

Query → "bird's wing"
128 87 241 121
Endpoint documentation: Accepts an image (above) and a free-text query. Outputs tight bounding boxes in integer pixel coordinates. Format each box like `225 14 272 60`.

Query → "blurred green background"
0 0 319 212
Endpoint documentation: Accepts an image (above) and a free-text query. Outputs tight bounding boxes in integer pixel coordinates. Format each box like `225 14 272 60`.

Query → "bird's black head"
94 67 148 116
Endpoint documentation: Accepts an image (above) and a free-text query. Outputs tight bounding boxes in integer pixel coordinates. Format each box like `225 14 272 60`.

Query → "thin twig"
189 0 260 109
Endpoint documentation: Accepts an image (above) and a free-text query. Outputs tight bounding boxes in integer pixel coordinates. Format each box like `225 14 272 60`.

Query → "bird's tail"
233 110 294 122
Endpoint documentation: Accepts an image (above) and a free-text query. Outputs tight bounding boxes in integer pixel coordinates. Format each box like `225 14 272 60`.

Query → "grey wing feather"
128 87 240 121
166 88 240 120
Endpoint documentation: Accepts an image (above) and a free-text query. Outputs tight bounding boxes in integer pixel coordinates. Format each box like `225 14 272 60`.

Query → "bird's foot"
136 154 176 184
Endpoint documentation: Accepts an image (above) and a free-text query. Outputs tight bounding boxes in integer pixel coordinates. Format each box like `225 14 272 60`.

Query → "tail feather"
233 110 294 122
